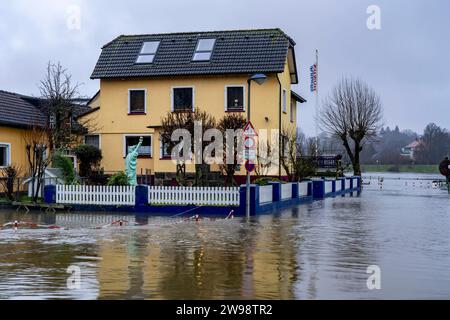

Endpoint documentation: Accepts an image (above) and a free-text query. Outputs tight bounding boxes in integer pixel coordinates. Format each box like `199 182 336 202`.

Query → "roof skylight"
136 41 160 64
193 38 216 61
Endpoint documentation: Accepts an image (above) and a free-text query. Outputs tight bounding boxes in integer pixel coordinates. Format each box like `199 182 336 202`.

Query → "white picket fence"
56 185 135 206
259 185 273 204
148 186 240 206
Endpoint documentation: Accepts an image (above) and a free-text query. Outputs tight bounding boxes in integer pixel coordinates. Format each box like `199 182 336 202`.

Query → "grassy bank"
361 164 439 174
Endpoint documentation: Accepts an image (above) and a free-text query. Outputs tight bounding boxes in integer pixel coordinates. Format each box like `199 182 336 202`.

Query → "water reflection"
0 173 449 299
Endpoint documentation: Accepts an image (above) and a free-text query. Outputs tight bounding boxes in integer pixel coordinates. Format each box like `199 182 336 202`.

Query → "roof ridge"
116 27 288 40
0 89 41 100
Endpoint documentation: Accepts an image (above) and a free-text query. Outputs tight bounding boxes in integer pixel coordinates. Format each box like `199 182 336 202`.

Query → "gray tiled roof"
91 28 295 79
0 90 92 129
0 90 46 128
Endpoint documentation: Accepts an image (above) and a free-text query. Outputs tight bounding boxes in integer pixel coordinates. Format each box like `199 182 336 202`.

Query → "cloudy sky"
0 0 449 135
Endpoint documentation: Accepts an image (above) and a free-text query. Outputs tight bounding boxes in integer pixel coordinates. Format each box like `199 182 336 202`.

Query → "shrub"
387 165 400 172
0 165 21 202
73 145 102 177
254 177 283 186
52 153 77 184
107 172 129 186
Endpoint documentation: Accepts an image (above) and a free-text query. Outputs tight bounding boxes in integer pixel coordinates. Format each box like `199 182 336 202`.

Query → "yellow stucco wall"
0 126 29 172
81 59 298 175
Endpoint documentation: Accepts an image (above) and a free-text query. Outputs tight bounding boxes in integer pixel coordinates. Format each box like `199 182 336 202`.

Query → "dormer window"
136 41 160 64
192 38 216 61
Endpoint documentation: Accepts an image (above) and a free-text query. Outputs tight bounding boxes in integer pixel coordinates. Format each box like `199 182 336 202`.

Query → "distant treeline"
305 123 450 166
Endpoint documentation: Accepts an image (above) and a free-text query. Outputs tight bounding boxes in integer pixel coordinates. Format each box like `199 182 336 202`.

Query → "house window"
282 89 287 113
172 87 194 112
0 143 11 167
129 89 146 114
124 135 152 157
49 115 56 129
193 38 216 61
136 41 160 64
160 139 172 159
85 135 100 149
290 101 295 123
226 86 245 111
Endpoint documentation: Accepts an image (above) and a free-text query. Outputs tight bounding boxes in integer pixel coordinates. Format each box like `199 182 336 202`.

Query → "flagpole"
315 49 319 155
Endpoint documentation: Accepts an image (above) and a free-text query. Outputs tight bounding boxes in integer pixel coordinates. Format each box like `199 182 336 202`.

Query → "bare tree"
255 138 274 178
217 113 246 186
0 165 22 202
319 78 383 176
280 126 318 181
280 126 298 181
160 109 216 186
23 125 52 202
39 62 85 151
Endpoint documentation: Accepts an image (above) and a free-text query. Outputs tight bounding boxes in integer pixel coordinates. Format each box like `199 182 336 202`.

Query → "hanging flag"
310 64 318 92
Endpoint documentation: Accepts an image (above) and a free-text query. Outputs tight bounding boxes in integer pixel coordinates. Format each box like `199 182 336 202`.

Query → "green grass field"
361 164 440 174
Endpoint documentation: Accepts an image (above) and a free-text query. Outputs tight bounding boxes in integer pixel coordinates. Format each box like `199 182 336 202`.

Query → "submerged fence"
148 186 240 206
48 177 361 215
56 185 136 206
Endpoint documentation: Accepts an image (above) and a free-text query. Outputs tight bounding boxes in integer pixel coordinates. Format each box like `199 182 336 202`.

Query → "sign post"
243 121 258 218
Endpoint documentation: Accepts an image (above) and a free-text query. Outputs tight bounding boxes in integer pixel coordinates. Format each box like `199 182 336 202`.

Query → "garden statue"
125 137 143 186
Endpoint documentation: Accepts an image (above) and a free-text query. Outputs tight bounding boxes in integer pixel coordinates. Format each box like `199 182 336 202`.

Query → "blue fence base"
43 177 362 217
68 204 240 217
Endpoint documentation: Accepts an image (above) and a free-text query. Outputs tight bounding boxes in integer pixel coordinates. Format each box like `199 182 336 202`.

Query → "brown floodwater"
0 173 449 300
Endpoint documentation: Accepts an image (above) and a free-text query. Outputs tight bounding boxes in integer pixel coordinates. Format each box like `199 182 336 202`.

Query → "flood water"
0 172 449 300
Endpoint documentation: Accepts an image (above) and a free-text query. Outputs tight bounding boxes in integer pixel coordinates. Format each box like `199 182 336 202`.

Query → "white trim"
224 85 246 112
123 134 153 158
84 134 102 150
290 100 296 123
171 86 195 112
282 89 288 114
0 142 11 168
135 41 160 64
128 89 147 114
192 38 216 62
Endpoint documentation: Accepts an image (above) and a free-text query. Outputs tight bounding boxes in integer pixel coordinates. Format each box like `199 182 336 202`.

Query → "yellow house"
82 28 306 183
0 91 48 172
0 90 92 181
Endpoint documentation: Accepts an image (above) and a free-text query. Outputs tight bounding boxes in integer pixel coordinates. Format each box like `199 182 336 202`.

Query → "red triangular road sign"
243 121 258 137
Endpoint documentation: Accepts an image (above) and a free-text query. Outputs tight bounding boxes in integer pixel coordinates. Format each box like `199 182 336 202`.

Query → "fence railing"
299 182 310 197
325 180 334 194
56 185 135 206
281 183 293 200
259 185 273 204
345 179 351 190
148 186 240 206
335 180 342 192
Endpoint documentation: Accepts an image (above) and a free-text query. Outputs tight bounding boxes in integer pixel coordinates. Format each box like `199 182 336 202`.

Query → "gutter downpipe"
276 74 282 180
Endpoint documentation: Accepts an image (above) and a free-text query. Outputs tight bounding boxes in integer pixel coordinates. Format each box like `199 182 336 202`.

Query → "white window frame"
84 134 102 150
290 100 296 123
136 41 160 64
159 139 172 159
224 85 246 112
128 89 147 114
282 89 288 114
123 134 153 158
0 143 11 168
192 38 216 62
171 86 195 112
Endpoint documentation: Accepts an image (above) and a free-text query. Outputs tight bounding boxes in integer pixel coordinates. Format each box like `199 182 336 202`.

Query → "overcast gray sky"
0 0 449 135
